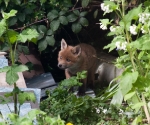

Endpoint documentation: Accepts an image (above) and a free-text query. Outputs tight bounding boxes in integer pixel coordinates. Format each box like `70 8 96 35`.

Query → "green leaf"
2 9 17 19
46 36 55 46
59 16 68 25
119 71 138 96
131 116 142 125
18 13 25 22
59 10 67 16
111 89 123 107
0 66 10 73
17 28 39 43
7 29 19 44
25 62 34 72
47 29 54 36
131 102 144 109
72 23 82 33
79 17 89 27
80 11 88 17
93 9 98 18
131 34 150 50
6 69 19 85
4 0 10 7
17 45 30 54
81 0 90 8
8 17 17 26
123 4 142 22
50 20 60 31
0 19 6 37
40 0 46 4
38 39 47 51
13 64 28 72
73 10 80 16
18 92 36 105
47 10 59 21
124 91 136 101
67 14 78 22
38 25 47 34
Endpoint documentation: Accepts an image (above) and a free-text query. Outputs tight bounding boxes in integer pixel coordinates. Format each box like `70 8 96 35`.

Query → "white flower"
96 108 100 114
130 24 137 35
115 41 127 50
141 25 148 34
110 26 120 32
100 3 112 13
103 109 107 114
100 23 107 30
139 13 150 24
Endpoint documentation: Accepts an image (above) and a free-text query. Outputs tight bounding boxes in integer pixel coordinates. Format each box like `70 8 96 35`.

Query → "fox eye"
66 58 71 62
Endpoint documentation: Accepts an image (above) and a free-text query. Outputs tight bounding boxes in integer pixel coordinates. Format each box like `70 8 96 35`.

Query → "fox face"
58 39 81 70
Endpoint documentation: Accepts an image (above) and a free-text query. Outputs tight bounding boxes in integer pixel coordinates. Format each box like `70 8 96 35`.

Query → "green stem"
13 83 18 114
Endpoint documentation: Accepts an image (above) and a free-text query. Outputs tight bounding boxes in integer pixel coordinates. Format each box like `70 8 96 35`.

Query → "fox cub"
58 39 97 95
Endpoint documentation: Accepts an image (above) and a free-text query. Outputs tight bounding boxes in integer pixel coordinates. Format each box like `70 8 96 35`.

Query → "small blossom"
139 13 150 24
110 26 120 32
116 41 127 50
130 24 137 35
141 25 148 34
100 3 112 13
103 109 107 114
96 108 100 114
100 23 107 30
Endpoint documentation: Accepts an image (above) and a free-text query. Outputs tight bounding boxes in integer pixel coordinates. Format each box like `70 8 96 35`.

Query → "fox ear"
61 39 67 50
72 45 81 56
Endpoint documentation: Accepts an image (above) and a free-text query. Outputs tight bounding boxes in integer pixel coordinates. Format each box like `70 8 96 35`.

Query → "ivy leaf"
46 36 55 46
0 19 6 37
2 9 17 19
50 20 60 31
59 16 68 25
38 39 47 51
79 17 89 27
47 10 59 21
72 23 82 33
17 28 39 43
67 14 78 22
7 29 19 44
81 0 90 8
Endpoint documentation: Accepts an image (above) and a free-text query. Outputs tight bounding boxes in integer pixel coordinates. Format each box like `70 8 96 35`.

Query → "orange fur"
58 39 97 95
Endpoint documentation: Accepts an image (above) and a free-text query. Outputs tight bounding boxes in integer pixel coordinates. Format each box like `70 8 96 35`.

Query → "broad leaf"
0 19 6 37
81 0 90 8
59 10 67 16
67 14 78 22
79 17 89 27
7 30 18 44
111 89 123 107
4 0 10 7
17 45 30 54
46 36 55 46
17 28 39 43
47 29 54 36
38 39 47 51
40 0 46 4
119 71 138 96
8 17 17 26
124 91 136 101
80 11 88 17
12 64 28 72
59 16 68 25
0 66 10 73
47 10 59 21
72 23 82 33
73 10 80 16
18 13 25 22
2 9 17 19
38 25 47 34
50 20 60 31
93 9 98 18
6 69 19 85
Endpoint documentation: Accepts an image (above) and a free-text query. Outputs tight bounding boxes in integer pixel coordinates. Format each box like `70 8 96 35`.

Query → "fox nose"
58 64 62 68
